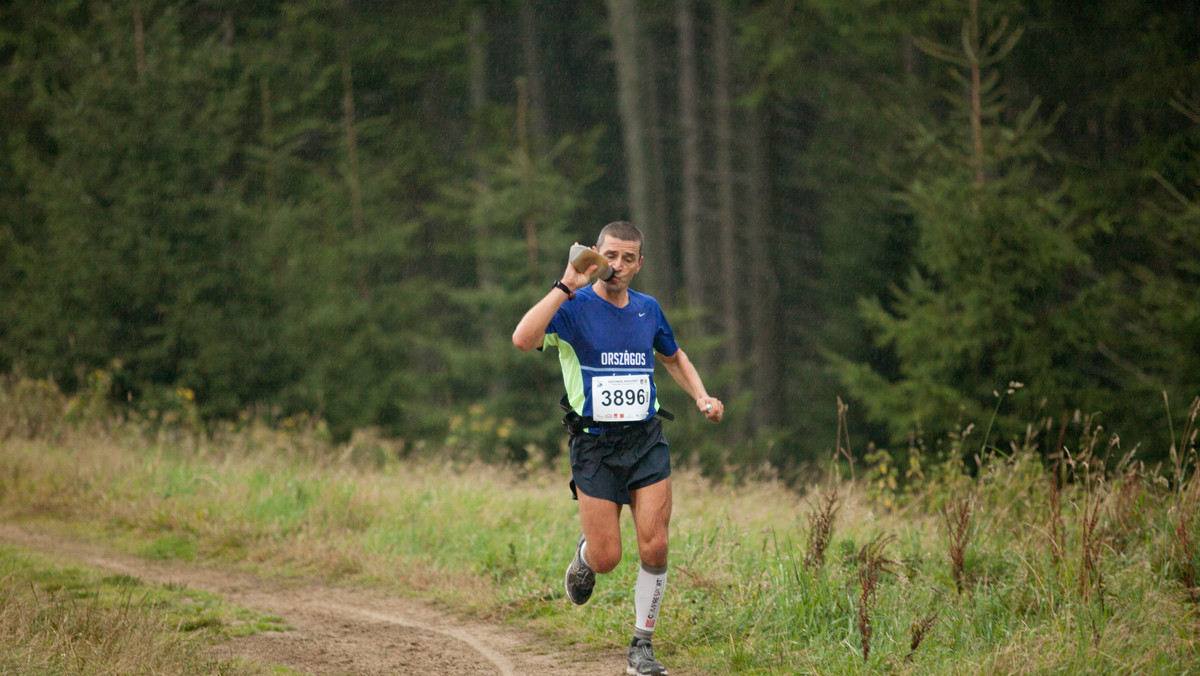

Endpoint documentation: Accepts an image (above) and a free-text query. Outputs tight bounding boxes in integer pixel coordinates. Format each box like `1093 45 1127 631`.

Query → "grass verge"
3 376 1200 674
0 544 291 675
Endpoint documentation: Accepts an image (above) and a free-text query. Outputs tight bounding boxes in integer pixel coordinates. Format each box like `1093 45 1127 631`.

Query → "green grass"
3 379 1200 674
0 544 290 675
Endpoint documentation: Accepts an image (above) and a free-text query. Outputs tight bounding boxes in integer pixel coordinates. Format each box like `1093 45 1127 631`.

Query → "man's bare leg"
577 490 624 573
629 477 672 567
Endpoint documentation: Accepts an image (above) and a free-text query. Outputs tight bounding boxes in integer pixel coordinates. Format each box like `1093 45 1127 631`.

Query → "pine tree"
1095 94 1200 440
2 1 281 414
832 1 1093 447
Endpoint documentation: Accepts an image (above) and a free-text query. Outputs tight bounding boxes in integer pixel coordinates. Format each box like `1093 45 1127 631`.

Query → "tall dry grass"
4 372 1200 674
0 546 280 676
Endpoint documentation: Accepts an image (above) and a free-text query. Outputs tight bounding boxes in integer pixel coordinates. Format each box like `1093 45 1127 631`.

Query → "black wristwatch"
552 280 575 300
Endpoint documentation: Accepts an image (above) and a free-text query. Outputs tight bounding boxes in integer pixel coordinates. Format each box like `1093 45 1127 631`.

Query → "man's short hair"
597 221 645 256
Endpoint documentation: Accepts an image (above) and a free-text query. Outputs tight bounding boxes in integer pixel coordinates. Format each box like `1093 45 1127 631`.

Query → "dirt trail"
0 524 625 676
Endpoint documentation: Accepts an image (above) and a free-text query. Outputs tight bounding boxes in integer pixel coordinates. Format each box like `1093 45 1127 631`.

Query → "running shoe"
564 533 595 605
627 638 667 675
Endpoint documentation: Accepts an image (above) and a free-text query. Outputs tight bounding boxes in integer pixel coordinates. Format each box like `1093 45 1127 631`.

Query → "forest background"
2 0 1198 477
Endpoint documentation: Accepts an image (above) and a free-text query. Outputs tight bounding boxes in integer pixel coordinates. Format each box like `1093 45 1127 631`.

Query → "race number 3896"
592 374 651 422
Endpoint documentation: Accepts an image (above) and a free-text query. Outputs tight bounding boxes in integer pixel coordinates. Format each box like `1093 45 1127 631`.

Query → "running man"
512 221 724 676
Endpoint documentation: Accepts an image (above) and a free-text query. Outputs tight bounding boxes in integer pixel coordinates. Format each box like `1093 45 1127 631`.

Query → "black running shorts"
569 418 671 505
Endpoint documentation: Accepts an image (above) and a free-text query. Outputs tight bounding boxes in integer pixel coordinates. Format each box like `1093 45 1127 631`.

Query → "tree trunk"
713 0 743 438
261 75 276 218
745 103 781 431
470 8 504 397
604 0 666 295
676 0 705 315
340 56 364 241
968 0 985 188
469 8 497 291
518 79 540 282
133 3 146 84
520 0 550 156
338 0 365 299
643 31 675 305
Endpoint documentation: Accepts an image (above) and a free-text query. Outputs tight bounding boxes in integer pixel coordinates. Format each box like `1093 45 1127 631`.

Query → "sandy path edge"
0 523 624 676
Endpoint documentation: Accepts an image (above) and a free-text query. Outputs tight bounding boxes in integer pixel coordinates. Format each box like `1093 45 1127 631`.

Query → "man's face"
597 236 643 290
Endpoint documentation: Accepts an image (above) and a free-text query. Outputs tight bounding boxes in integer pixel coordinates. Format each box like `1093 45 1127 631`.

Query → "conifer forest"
2 0 1198 473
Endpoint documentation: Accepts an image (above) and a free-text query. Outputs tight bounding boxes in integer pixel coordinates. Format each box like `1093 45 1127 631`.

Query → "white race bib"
591 374 651 422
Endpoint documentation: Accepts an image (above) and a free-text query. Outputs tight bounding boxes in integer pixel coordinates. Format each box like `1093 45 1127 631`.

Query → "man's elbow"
656 348 682 366
512 331 538 351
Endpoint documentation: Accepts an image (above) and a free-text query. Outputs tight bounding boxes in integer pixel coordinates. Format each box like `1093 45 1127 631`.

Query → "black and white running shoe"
627 638 667 675
564 533 595 605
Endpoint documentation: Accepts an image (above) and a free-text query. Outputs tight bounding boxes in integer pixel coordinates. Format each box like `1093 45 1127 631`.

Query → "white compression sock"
633 562 668 641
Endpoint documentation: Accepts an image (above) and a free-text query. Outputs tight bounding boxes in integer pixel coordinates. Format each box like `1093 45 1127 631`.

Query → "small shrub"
906 612 939 663
855 534 897 661
803 488 840 570
1079 482 1105 604
943 495 973 595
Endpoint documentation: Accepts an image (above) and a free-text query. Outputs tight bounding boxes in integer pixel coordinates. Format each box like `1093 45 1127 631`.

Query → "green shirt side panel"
543 332 586 413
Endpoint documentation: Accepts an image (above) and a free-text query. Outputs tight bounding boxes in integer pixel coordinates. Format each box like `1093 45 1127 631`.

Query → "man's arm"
656 348 724 422
512 259 594 351
512 286 567 351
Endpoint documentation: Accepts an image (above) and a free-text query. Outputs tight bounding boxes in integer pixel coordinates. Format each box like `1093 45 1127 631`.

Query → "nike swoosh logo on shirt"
639 312 646 317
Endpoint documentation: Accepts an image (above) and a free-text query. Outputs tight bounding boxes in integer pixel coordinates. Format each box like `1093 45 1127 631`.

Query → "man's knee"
638 533 669 568
586 537 622 573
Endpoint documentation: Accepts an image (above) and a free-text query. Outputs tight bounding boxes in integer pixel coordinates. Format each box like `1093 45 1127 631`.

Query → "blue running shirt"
542 285 679 423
